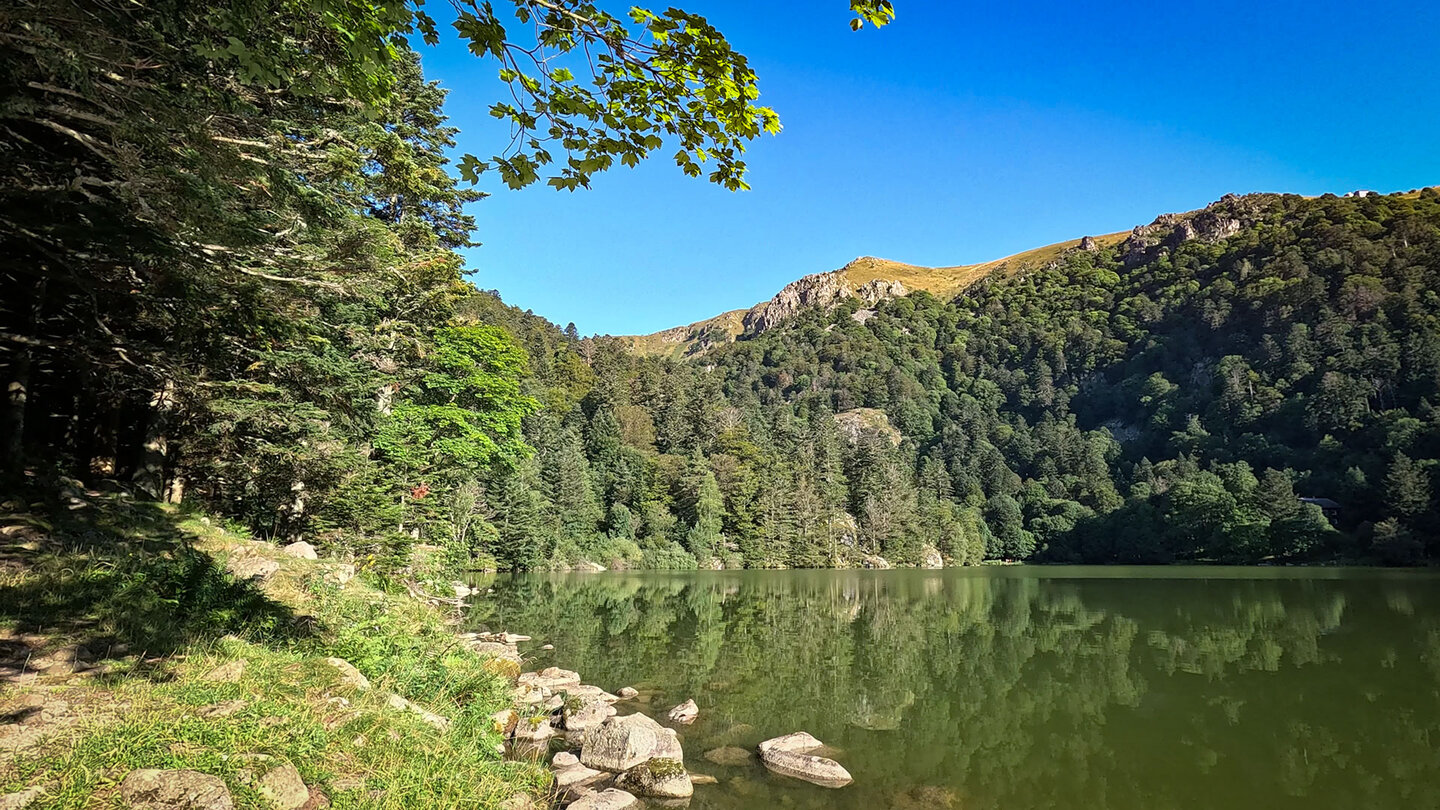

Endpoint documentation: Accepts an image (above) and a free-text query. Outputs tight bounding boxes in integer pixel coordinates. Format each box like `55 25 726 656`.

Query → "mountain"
620 232 1132 357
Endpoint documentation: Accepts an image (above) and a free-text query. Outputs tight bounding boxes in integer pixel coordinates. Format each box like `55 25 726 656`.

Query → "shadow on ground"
0 493 302 682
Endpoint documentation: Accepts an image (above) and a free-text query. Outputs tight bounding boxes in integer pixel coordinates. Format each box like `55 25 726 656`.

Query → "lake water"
470 567 1440 810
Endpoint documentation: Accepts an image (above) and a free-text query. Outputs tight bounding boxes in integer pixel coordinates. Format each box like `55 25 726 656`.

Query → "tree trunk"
133 379 176 499
2 349 30 473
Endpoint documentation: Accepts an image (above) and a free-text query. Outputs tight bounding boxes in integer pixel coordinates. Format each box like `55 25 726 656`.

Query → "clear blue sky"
414 0 1440 336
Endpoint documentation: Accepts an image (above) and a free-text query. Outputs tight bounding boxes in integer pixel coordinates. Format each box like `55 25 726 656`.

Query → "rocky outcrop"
518 666 581 693
120 769 234 810
225 553 279 583
757 732 853 788
1122 193 1274 267
919 546 944 569
833 407 902 446
743 265 908 335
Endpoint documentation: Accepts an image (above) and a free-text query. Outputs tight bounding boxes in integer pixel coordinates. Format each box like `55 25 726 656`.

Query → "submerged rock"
120 769 233 810
702 746 752 767
757 733 853 788
666 699 698 725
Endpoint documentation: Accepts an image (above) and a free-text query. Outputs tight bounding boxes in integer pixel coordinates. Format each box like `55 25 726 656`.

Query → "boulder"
569 684 621 704
666 699 698 725
571 560 607 573
321 563 355 586
322 658 370 691
235 756 308 810
757 733 852 788
518 666 581 693
689 773 719 786
120 769 234 810
552 760 610 801
513 715 555 742
616 687 639 700
580 714 664 773
451 582 473 599
281 542 318 560
919 546 944 569
225 554 279 583
617 758 693 799
553 752 580 769
568 789 639 810
565 699 617 732
470 641 521 663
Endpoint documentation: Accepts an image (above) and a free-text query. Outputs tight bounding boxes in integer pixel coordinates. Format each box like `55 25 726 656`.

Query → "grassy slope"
0 497 545 809
622 231 1130 357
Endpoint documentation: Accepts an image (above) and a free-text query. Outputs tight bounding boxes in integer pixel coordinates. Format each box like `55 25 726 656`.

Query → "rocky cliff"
741 263 908 335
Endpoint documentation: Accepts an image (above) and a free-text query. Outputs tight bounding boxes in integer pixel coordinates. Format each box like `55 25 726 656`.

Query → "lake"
469 566 1440 810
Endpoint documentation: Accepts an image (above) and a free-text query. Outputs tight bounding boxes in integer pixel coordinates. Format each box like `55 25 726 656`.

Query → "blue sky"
414 0 1440 336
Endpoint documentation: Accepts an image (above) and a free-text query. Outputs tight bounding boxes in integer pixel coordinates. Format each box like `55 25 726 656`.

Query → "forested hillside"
3 3 1435 572
476 191 1440 569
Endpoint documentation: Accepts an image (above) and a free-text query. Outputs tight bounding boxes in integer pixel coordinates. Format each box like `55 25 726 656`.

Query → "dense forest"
3 2 1437 572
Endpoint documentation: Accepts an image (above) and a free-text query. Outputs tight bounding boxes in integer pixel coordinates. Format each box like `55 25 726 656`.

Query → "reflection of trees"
474 571 1440 810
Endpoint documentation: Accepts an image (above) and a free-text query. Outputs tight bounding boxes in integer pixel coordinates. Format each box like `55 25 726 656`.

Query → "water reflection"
471 568 1440 810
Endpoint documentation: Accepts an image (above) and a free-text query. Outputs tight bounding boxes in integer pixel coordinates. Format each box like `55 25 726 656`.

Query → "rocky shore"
468 634 855 808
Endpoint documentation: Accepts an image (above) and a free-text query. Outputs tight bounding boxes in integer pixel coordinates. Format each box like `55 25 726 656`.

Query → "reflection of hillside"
475 571 1440 810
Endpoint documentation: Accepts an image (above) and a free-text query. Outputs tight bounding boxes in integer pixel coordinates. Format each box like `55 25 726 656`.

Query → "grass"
0 494 548 808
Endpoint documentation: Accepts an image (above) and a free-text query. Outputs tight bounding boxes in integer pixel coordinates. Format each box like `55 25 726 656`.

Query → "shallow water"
469 566 1440 810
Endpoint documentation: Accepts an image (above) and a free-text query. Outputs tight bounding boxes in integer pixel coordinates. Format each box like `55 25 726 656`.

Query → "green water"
470 567 1440 810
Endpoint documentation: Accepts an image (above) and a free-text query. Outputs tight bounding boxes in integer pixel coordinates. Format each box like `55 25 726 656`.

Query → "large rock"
552 758 610 801
616 758 693 799
757 733 853 788
517 666 581 693
281 541 318 560
120 769 234 810
616 687 639 700
225 554 279 583
666 699 698 725
322 658 370 691
581 714 665 773
565 699 618 732
919 546 944 569
567 789 639 810
236 756 308 810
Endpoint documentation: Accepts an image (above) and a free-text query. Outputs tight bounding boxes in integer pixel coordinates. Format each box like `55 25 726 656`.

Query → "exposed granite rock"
281 542 318 560
0 787 46 810
757 732 853 788
666 699 698 725
385 693 449 731
235 756 308 810
567 789 639 810
518 666 581 693
120 769 234 810
323 657 370 691
617 758 693 799
581 713 671 772
225 553 279 583
919 546 944 569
